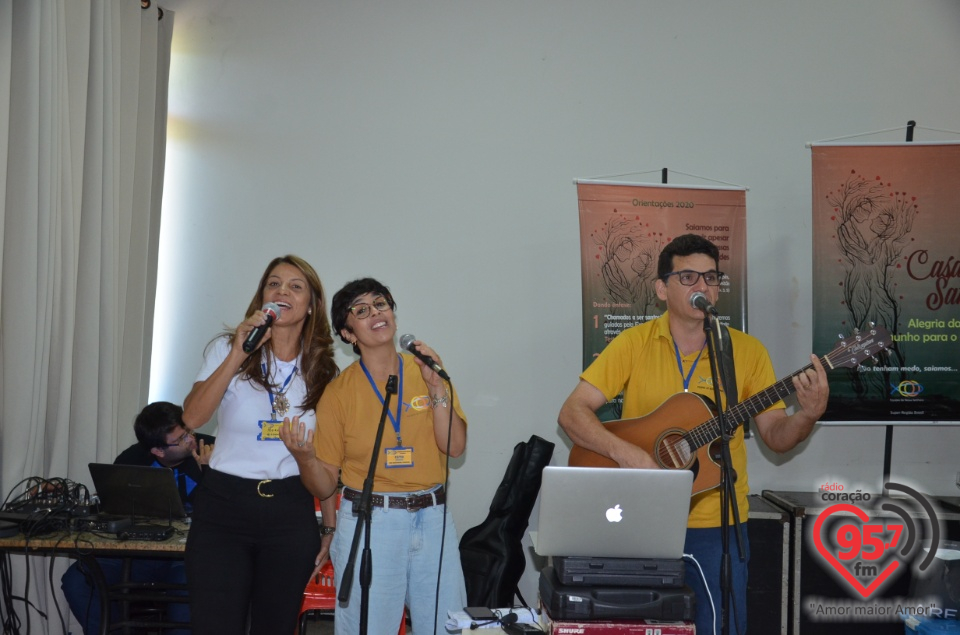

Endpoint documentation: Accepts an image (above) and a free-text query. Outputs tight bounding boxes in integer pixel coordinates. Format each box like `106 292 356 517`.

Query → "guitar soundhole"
656 431 695 470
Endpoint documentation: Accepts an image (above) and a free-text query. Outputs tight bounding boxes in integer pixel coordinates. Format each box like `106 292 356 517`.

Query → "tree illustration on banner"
592 212 665 322
827 169 918 399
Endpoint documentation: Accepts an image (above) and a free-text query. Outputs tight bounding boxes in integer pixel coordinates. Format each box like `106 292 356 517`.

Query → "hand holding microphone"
242 302 281 353
399 333 451 380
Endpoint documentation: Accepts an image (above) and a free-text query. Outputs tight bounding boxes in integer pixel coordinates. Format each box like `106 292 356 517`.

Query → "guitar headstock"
825 324 893 370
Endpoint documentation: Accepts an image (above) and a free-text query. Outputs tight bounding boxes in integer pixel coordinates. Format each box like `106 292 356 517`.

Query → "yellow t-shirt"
580 312 783 528
314 353 467 492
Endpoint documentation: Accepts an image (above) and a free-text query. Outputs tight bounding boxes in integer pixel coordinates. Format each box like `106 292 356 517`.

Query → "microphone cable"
432 376 455 635
683 552 717 635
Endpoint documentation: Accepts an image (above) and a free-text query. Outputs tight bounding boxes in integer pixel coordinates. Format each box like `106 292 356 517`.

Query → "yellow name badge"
385 446 414 468
258 420 282 441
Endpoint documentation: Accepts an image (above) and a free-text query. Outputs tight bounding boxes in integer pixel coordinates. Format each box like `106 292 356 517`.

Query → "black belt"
342 486 445 511
204 469 308 500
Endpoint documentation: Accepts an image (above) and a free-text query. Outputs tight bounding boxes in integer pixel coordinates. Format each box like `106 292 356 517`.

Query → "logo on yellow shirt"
409 395 432 412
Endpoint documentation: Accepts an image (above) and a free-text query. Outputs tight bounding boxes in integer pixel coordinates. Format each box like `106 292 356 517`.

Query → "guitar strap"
718 324 748 437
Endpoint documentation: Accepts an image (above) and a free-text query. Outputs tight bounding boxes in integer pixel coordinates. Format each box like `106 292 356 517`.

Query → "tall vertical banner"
811 143 960 422
577 180 748 421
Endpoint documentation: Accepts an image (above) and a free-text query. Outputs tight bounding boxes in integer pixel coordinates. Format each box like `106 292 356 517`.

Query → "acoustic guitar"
568 325 892 496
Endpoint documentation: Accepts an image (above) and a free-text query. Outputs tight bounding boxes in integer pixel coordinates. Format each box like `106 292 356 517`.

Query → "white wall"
149 0 960 601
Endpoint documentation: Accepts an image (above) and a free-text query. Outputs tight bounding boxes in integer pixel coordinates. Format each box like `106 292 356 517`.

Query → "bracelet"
320 525 336 536
431 391 450 409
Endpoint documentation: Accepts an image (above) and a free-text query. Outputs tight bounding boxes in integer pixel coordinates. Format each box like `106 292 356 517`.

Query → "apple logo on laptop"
605 504 623 523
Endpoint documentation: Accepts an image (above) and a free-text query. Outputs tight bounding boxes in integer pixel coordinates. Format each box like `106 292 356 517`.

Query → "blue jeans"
61 557 190 635
330 491 467 635
684 524 750 635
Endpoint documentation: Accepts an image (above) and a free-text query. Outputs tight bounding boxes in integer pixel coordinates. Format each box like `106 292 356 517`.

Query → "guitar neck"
687 356 824 451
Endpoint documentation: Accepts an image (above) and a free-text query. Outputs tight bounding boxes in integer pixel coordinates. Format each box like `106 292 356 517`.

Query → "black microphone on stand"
690 292 719 317
399 333 450 380
242 302 280 353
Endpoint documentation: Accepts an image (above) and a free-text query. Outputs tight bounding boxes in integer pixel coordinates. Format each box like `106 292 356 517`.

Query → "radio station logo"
808 481 940 600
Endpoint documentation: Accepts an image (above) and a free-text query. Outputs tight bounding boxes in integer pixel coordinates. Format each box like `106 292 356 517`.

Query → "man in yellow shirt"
558 234 828 634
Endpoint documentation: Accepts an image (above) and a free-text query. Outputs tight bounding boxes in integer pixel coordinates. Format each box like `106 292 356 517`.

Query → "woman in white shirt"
182 255 339 635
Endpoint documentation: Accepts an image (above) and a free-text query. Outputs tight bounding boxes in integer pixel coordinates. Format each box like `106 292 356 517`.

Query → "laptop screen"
534 466 693 559
88 463 187 520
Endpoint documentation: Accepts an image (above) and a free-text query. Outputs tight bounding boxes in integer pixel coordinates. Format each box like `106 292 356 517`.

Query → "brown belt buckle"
257 479 274 498
408 493 429 512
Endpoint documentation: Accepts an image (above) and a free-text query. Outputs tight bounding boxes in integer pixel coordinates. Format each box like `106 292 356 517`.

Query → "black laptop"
88 463 187 539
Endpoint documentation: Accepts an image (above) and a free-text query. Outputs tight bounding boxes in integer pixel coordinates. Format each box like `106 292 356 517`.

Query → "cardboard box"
543 610 695 635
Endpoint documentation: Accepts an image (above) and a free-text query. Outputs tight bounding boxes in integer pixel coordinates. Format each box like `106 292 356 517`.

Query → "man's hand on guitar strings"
790 354 829 422
611 442 661 470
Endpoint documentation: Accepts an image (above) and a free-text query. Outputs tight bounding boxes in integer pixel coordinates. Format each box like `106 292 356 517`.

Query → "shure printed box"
543 611 695 635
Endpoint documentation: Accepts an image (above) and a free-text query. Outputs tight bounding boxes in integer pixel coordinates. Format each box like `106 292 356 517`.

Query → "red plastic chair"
297 498 406 634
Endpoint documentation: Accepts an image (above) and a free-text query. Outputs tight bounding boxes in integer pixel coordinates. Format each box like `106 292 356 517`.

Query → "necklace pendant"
274 394 291 418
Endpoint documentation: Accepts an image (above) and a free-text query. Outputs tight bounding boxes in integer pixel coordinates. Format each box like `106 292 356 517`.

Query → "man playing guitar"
558 233 829 635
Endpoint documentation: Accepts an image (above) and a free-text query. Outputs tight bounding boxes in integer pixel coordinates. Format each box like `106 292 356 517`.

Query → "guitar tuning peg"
852 327 861 335
868 321 876 328
837 333 845 340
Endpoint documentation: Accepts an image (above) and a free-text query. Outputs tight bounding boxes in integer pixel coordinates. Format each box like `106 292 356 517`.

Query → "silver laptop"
533 466 693 559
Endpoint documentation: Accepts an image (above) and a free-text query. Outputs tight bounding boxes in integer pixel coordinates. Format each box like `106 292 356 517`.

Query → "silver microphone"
690 292 719 316
242 302 281 353
399 334 450 380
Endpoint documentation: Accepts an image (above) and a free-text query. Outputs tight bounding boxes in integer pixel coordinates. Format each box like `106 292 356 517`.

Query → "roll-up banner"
811 142 960 423
577 180 748 421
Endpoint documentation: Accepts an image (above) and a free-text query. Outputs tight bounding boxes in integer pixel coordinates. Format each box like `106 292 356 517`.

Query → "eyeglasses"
662 270 725 286
164 428 193 448
348 298 391 320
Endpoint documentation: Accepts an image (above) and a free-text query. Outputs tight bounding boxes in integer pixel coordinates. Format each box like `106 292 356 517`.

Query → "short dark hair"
133 401 184 450
657 234 720 280
331 278 396 355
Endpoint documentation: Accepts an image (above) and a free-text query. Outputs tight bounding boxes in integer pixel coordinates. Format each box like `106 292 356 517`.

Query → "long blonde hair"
229 255 338 410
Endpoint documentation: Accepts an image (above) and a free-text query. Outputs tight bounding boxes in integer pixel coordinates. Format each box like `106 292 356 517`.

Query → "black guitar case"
459 434 555 608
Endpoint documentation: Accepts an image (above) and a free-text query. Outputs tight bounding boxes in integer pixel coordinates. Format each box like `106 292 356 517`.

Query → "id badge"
385 446 414 468
258 419 282 441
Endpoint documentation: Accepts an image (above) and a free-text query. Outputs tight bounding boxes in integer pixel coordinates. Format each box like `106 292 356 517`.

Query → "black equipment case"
538 566 695 621
553 556 685 588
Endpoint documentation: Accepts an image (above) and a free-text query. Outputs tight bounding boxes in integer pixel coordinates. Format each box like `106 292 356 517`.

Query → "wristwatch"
320 525 336 536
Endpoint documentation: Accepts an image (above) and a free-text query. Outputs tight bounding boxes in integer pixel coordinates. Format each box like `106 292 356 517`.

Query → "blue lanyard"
360 355 404 445
673 340 706 393
261 361 298 415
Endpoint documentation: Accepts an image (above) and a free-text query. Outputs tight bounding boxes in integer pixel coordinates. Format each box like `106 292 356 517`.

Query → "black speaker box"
762 490 960 635
747 494 790 634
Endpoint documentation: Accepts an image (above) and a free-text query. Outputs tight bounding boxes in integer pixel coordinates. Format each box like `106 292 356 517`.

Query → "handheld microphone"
399 333 451 380
690 292 719 316
500 613 518 625
242 302 280 353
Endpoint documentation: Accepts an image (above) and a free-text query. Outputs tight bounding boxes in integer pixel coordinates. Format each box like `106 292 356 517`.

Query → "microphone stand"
338 374 398 635
701 313 744 635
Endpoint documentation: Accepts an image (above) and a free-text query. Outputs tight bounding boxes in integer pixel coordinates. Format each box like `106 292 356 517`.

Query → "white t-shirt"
195 337 316 480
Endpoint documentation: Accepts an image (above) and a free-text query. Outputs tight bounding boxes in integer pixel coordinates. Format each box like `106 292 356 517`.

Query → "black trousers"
186 469 320 635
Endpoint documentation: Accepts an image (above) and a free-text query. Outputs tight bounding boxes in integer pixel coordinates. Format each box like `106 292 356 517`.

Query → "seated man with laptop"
558 234 828 634
61 401 214 635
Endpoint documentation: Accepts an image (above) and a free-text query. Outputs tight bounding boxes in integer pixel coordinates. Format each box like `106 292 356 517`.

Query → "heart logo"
812 503 902 599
